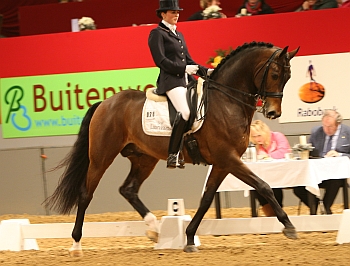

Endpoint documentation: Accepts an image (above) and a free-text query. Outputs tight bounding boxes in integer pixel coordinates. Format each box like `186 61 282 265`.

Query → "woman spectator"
338 0 350 7
296 0 338 11
187 0 226 21
249 120 290 216
236 0 274 17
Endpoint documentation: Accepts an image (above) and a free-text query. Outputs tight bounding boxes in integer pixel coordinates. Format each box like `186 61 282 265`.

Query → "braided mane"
211 41 274 76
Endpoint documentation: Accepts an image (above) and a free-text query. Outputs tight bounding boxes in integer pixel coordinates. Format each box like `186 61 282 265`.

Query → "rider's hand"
185 65 199 75
207 68 214 76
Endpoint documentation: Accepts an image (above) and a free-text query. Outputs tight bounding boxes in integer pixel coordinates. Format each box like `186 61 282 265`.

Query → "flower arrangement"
78 17 96 31
206 47 232 68
292 143 314 152
202 5 223 20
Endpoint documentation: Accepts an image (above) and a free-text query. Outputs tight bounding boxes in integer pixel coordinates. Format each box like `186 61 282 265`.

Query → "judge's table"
204 156 350 217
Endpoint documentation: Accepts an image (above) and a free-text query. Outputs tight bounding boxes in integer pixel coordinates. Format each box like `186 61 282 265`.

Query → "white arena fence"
1 209 350 251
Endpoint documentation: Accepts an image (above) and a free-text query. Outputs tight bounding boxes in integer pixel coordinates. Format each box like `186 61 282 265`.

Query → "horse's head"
255 46 299 119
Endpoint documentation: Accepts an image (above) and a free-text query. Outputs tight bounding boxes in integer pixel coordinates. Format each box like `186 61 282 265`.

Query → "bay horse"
45 42 299 255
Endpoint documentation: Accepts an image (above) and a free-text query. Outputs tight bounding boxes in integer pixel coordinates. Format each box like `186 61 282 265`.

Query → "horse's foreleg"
184 168 227 253
233 164 297 239
119 154 159 242
254 181 297 239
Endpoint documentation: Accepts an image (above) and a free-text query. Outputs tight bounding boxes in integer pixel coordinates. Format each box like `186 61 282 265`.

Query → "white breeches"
166 86 190 121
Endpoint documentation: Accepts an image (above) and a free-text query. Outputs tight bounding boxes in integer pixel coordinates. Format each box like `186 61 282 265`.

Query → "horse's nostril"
266 111 281 119
267 111 276 119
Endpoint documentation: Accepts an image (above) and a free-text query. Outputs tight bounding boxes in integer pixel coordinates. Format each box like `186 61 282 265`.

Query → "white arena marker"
167 198 185 216
155 215 200 249
0 219 39 251
336 209 350 244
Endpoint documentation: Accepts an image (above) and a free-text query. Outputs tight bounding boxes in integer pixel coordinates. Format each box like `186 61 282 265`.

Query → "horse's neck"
208 87 255 121
216 62 256 92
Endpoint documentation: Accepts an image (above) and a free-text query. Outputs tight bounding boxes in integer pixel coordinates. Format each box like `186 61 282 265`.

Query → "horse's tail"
44 101 102 214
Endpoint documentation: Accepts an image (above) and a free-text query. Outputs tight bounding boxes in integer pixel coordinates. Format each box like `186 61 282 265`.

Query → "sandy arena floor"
1 204 349 266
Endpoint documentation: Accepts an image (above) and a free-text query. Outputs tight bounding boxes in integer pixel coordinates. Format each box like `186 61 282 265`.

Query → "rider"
148 0 213 169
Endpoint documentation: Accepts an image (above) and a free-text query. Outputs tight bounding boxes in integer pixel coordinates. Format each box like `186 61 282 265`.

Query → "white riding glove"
207 68 214 76
185 65 199 75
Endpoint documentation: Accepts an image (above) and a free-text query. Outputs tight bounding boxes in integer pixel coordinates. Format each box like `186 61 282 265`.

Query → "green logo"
1 68 157 138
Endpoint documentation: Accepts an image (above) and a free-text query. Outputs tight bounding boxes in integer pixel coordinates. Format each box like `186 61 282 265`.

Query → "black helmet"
156 0 183 12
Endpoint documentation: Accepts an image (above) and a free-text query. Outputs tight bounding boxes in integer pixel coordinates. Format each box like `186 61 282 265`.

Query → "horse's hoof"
69 249 83 257
183 245 199 253
283 227 298 239
146 230 159 243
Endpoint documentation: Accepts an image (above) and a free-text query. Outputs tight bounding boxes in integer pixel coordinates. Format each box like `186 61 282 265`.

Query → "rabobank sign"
280 53 350 123
0 68 157 138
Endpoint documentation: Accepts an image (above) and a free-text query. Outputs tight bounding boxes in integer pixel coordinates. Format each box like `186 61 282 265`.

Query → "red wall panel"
1 8 349 79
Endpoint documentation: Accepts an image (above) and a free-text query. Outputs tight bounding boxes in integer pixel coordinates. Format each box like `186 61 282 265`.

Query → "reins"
198 48 289 113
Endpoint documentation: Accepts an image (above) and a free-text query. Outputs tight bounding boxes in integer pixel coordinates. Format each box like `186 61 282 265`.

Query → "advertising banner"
0 68 158 138
280 53 350 123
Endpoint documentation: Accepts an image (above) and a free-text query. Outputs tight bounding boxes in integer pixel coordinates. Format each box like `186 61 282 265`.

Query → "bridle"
255 48 288 99
201 48 290 111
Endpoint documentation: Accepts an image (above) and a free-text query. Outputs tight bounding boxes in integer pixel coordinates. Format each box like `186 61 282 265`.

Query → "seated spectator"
187 0 226 21
338 0 350 7
293 110 350 214
296 0 338 11
78 17 96 31
236 0 274 17
249 120 290 216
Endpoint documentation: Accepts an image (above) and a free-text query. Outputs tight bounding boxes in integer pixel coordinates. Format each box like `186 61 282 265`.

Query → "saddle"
143 78 208 165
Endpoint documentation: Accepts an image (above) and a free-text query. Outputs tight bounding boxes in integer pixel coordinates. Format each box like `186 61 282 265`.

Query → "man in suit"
293 110 350 214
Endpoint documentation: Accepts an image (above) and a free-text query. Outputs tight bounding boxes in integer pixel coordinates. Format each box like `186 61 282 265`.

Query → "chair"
297 179 349 215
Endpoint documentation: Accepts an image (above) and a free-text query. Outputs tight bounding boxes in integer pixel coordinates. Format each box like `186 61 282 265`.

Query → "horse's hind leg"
119 149 159 242
69 158 113 257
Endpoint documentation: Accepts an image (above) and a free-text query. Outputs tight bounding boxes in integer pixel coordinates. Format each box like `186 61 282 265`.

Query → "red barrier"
0 8 349 79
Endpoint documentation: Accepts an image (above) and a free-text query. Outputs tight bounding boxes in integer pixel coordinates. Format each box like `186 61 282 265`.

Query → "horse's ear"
278 46 289 59
288 47 300 60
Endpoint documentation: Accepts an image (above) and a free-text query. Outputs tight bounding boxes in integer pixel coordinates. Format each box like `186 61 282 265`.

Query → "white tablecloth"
204 157 350 197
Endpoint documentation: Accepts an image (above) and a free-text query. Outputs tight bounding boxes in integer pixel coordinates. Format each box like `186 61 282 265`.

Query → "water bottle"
246 142 257 162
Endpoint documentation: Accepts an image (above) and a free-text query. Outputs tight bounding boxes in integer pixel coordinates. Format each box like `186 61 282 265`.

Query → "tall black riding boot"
167 112 187 169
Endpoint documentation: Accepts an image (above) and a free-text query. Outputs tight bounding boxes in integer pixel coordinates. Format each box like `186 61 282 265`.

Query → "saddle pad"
142 78 205 136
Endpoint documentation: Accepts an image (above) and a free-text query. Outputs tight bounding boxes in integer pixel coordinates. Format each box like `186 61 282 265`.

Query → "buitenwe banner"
0 68 157 138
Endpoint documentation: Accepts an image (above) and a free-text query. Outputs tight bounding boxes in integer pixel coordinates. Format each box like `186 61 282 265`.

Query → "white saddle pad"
142 78 205 136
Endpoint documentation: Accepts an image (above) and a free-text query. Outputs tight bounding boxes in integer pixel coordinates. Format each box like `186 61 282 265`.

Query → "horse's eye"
271 73 279 80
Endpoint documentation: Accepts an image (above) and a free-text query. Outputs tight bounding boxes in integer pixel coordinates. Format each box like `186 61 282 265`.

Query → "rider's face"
162 10 180 25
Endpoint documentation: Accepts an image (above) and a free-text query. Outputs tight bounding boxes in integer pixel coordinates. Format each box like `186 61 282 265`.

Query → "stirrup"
177 158 185 169
167 154 177 169
177 151 185 169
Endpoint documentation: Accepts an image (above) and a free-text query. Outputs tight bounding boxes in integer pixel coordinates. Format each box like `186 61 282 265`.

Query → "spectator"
187 0 226 21
293 110 350 214
236 0 274 17
148 0 212 168
296 0 338 11
78 17 96 31
249 120 290 216
338 0 350 7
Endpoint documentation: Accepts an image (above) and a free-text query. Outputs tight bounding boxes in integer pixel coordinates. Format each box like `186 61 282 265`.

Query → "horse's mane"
211 41 274 76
